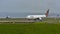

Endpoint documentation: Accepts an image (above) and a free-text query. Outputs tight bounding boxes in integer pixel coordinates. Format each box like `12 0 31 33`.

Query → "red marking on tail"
45 9 49 17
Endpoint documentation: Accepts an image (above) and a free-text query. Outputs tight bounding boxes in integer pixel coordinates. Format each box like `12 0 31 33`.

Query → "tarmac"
0 19 36 24
0 18 60 24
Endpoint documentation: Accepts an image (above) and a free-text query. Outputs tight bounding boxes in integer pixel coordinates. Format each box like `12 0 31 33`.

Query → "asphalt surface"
0 18 60 24
0 19 36 23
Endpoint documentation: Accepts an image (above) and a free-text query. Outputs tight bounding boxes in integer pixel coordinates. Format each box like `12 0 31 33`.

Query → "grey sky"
0 0 60 13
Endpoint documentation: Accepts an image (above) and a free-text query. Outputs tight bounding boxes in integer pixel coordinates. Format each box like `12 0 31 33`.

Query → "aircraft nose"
26 16 30 18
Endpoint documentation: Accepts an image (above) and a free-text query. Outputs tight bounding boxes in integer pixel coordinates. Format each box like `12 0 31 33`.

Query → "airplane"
26 9 49 21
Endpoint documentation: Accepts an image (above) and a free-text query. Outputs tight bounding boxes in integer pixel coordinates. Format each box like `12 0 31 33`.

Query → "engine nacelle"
33 18 42 21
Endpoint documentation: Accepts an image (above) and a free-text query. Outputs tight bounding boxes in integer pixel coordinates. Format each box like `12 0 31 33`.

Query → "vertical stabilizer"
45 9 49 17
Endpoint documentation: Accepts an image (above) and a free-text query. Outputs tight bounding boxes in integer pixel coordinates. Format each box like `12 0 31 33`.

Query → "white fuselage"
26 15 46 19
26 9 49 20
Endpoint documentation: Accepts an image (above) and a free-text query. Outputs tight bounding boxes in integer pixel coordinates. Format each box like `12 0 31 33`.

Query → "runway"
0 19 36 24
0 18 60 24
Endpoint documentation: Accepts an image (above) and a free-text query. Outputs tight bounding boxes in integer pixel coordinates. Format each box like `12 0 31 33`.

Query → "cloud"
0 0 59 13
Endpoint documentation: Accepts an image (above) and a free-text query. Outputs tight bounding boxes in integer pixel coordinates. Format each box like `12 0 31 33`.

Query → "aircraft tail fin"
45 9 49 17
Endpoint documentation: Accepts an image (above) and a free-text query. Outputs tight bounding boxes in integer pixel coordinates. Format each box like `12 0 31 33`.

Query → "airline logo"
45 9 49 17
